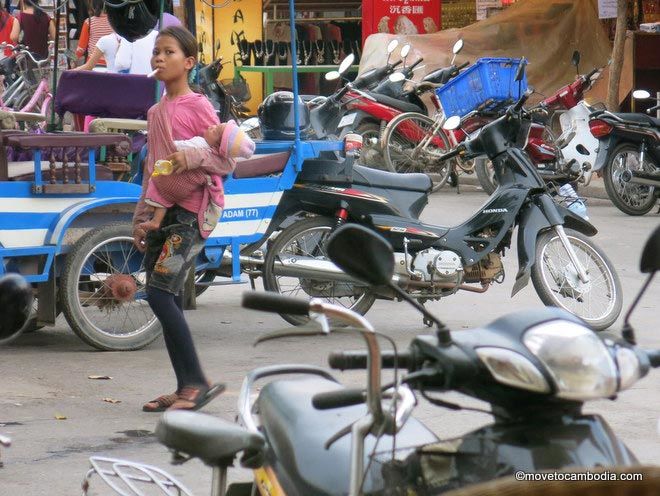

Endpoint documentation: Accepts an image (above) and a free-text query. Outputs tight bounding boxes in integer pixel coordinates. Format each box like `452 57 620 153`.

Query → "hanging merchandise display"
362 0 441 45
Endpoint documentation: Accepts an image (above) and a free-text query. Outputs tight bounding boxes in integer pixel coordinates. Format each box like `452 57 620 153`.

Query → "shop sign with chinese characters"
362 0 442 44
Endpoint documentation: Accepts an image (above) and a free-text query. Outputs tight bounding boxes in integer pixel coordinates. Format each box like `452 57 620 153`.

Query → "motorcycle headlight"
476 347 551 394
615 346 641 391
524 321 617 400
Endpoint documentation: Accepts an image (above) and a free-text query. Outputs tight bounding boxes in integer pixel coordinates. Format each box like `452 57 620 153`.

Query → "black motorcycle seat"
156 411 265 467
353 164 432 192
259 376 438 496
608 112 660 128
365 91 424 113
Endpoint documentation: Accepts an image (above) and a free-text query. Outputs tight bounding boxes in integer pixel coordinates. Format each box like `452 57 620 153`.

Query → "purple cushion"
55 71 159 119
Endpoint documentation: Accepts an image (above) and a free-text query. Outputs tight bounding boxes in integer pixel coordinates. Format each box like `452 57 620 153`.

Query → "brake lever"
324 422 353 450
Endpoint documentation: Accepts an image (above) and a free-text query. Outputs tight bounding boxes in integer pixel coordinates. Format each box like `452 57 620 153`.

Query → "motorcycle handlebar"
242 291 310 316
312 388 366 410
647 104 660 115
511 91 531 114
409 58 424 71
585 67 599 81
328 350 412 370
457 61 470 71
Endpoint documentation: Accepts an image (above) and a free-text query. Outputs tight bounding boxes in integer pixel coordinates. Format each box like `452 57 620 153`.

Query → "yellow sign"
194 0 264 114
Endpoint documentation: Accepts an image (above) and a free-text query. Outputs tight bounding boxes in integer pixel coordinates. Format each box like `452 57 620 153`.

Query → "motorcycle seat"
233 152 290 178
353 164 432 192
156 410 265 467
365 91 425 113
422 67 453 85
259 376 437 496
606 112 660 128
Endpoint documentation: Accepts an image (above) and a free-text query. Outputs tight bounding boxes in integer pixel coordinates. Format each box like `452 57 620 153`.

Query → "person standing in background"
75 0 113 65
0 3 19 57
17 0 54 59
114 29 158 74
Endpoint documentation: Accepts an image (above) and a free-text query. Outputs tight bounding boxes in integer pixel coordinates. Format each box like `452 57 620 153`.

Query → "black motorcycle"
589 89 660 215
140 223 660 496
261 70 622 331
197 51 251 125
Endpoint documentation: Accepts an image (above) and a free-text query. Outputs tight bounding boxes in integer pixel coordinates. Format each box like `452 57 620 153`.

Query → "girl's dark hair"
157 26 198 62
88 0 105 17
22 0 47 21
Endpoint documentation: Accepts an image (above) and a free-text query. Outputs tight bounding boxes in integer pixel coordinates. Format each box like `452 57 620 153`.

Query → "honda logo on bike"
482 208 508 214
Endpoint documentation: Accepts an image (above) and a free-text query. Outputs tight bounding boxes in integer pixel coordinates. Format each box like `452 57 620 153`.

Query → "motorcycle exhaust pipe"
272 256 361 283
621 170 660 187
221 251 265 266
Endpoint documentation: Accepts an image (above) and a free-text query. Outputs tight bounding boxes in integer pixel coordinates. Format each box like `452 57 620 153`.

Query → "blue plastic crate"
436 58 528 118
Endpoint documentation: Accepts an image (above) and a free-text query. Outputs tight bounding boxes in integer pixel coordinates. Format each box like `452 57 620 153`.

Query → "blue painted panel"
0 213 59 230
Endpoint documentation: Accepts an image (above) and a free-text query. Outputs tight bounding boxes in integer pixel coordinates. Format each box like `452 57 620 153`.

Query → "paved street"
1 186 659 495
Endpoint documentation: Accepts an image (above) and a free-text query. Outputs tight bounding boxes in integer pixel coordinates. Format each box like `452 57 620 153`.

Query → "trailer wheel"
61 222 161 351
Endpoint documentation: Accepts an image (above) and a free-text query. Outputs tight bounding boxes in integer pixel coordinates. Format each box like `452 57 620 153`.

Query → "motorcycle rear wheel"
603 143 657 216
262 216 376 326
531 228 622 331
381 112 452 192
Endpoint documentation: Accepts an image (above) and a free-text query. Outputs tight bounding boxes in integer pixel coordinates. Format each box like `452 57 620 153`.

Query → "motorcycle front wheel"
531 228 622 331
262 216 376 326
475 157 498 195
381 112 452 192
603 144 657 216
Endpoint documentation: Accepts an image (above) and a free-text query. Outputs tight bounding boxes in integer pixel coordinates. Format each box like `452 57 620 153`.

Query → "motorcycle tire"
602 143 657 216
61 222 161 351
531 228 622 331
262 216 376 326
381 112 452 192
475 157 497 195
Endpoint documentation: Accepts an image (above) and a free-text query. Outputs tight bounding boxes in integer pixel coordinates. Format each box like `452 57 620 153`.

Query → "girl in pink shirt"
132 26 230 412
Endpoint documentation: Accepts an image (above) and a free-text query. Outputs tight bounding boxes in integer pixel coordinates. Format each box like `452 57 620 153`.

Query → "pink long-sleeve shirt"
133 92 236 237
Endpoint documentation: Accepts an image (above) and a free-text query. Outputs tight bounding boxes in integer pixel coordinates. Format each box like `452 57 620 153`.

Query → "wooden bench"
0 131 131 191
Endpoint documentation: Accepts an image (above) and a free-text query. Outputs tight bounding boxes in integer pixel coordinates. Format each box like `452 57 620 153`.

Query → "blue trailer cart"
0 128 343 351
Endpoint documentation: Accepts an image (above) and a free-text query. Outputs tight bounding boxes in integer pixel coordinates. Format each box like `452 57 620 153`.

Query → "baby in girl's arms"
139 120 255 232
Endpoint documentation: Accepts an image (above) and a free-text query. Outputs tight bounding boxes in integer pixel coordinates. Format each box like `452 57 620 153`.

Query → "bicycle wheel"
382 112 452 191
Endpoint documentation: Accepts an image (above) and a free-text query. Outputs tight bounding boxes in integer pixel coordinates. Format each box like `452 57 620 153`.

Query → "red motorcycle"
381 52 600 195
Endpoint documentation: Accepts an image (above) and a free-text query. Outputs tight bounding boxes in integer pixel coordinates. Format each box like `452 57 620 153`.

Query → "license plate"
338 113 357 128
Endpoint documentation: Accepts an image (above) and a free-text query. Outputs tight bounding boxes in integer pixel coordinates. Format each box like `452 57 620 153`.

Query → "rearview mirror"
389 72 405 83
443 115 461 131
325 70 340 81
0 274 33 344
640 224 660 274
326 224 395 286
400 44 411 59
338 53 355 74
571 50 581 67
387 39 399 54
514 58 527 82
632 90 651 100
452 39 464 55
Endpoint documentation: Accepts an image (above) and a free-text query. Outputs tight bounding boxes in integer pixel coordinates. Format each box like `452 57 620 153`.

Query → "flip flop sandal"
142 393 179 413
167 383 226 411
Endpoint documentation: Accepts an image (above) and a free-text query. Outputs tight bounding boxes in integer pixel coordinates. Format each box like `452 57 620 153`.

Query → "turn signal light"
589 119 613 138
